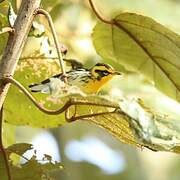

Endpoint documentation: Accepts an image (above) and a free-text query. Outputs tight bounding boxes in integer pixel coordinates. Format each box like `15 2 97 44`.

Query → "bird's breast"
82 75 113 94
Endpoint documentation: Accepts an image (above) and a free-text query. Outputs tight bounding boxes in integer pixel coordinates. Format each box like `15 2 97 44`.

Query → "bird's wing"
41 73 62 84
63 58 84 70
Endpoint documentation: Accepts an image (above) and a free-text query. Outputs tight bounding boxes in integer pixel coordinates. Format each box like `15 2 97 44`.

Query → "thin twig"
37 9 67 83
3 77 71 115
20 56 58 61
88 0 113 24
0 106 11 180
0 27 14 35
3 77 119 117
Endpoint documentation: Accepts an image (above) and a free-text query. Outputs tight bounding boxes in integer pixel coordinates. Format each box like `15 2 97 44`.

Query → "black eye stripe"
95 70 110 76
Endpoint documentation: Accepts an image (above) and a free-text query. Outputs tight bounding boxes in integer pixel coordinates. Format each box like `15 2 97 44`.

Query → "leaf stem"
3 77 70 115
0 106 11 180
88 0 113 24
3 77 119 117
66 110 117 122
20 56 59 61
37 9 67 83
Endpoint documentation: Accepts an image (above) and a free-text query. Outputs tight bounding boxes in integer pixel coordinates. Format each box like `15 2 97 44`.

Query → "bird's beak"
113 71 121 75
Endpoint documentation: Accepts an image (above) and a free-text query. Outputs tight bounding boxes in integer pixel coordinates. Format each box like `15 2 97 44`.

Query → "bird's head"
90 63 121 81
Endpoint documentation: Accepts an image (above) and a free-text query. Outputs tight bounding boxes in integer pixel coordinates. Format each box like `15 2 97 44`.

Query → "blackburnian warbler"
29 59 121 94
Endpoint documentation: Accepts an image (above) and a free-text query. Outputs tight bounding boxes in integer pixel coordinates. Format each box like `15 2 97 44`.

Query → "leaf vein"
113 21 180 96
116 19 180 50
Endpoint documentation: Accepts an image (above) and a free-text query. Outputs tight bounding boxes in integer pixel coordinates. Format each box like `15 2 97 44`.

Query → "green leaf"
4 58 66 127
2 122 15 147
0 1 10 18
3 56 180 152
93 13 180 102
7 143 33 156
0 8 8 56
0 13 7 29
0 32 8 56
7 143 33 166
5 66 180 153
4 143 63 180
4 57 121 128
11 157 62 180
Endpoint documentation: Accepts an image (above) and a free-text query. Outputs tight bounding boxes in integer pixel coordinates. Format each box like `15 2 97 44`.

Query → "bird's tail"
29 83 49 93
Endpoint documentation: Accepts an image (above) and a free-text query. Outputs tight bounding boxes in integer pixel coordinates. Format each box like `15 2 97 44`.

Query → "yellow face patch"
81 63 120 93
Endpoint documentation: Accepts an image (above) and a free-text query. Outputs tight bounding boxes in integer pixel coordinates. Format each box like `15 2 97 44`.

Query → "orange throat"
82 75 113 94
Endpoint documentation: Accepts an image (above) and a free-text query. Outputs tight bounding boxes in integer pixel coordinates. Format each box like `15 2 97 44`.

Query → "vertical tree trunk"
0 0 41 109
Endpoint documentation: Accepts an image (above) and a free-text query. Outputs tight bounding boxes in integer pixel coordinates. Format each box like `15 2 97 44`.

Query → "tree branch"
37 9 67 82
0 0 41 110
0 27 14 35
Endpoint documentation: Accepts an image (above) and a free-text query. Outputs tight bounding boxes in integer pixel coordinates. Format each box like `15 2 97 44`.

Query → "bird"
29 59 121 95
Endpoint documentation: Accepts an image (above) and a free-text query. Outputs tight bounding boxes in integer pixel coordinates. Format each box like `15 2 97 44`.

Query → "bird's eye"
95 70 110 77
102 71 109 76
